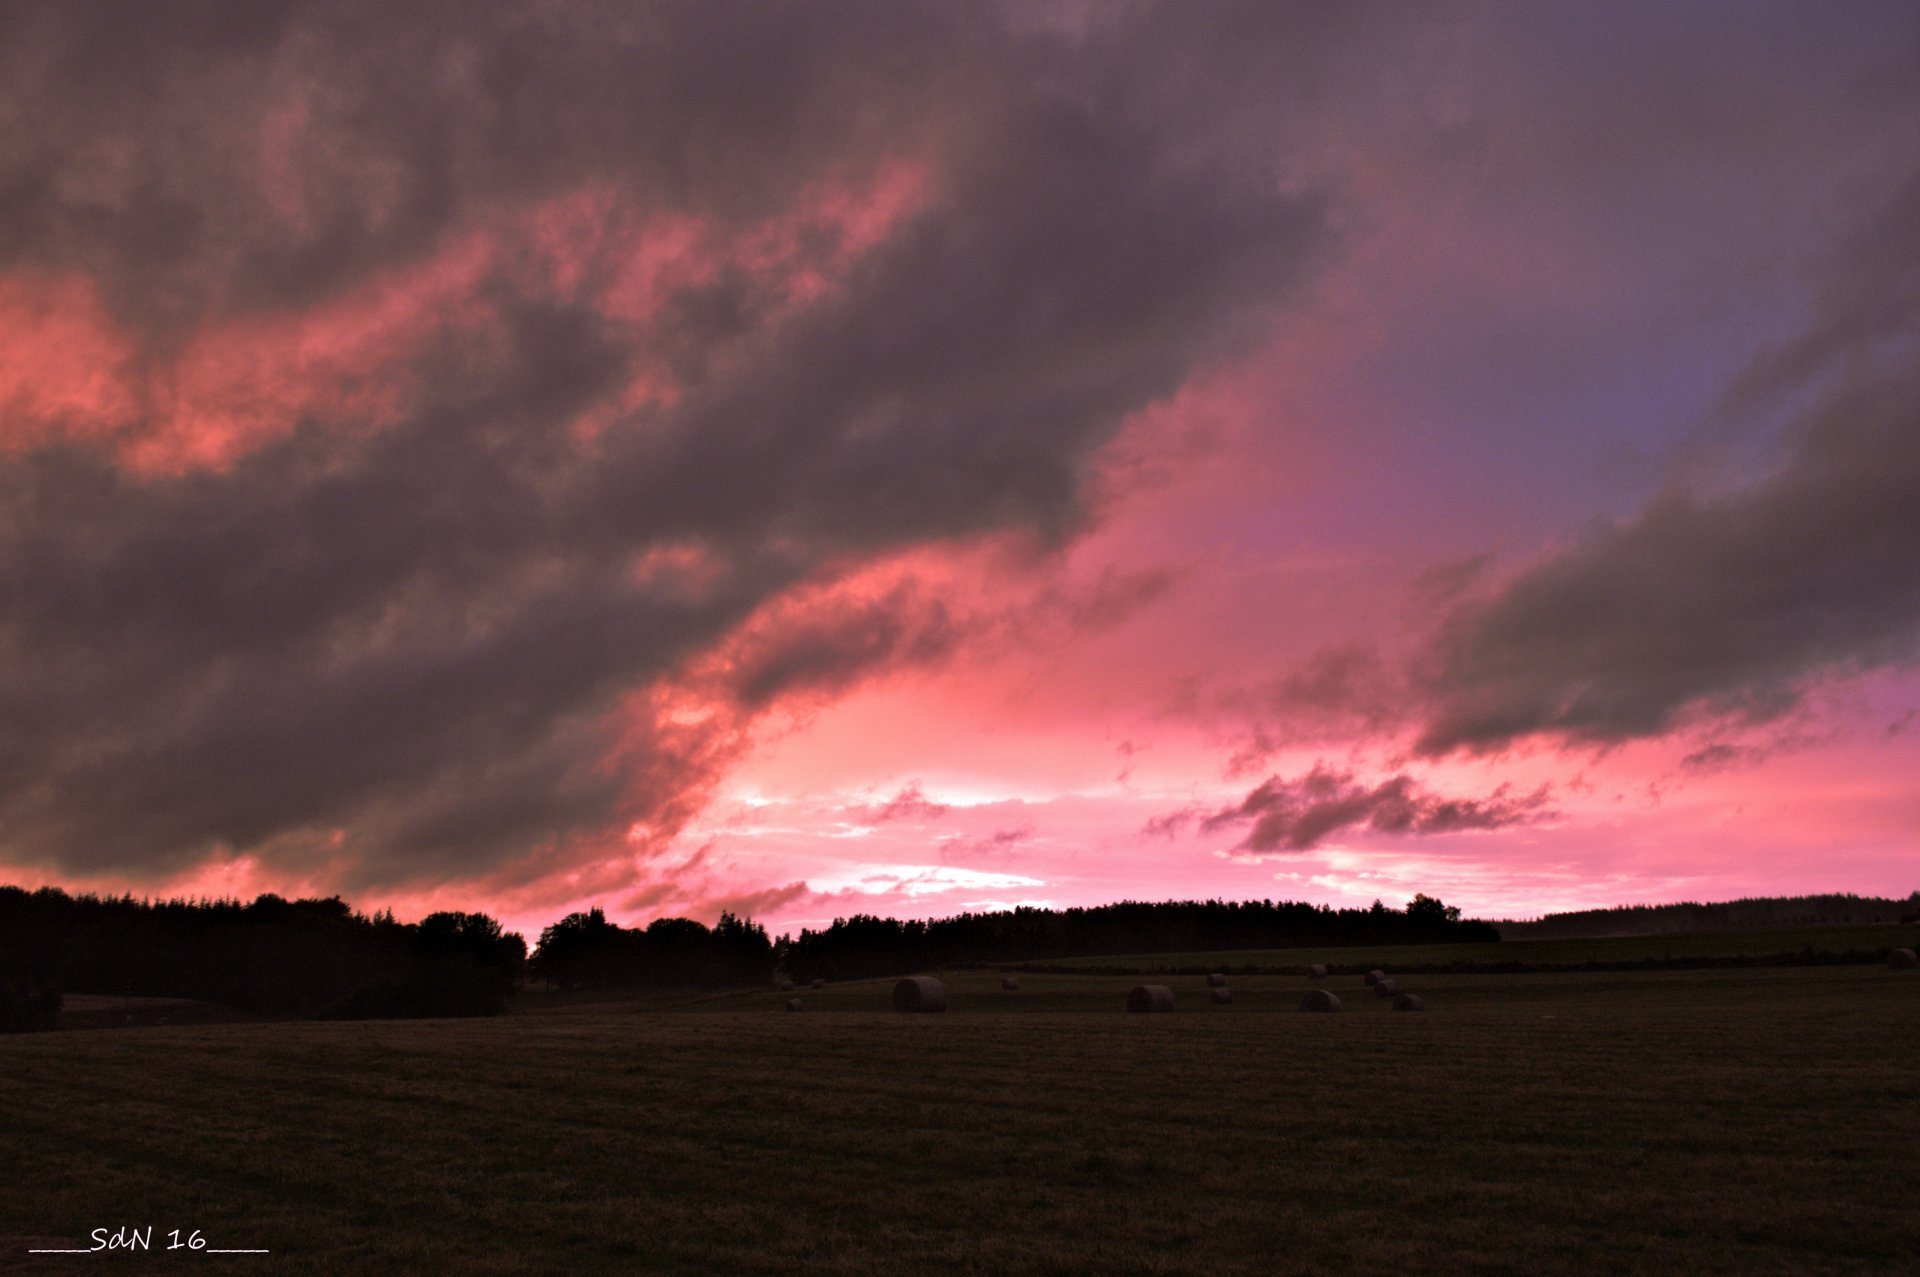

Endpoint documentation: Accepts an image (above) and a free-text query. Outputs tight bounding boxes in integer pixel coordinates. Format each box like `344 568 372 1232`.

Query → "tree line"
0 886 525 1028
0 885 779 1029
2 884 1492 1030
773 894 1495 983
1495 892 1920 940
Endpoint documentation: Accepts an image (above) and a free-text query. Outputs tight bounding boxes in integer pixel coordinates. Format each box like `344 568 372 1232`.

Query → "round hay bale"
774 975 794 991
1305 963 1328 979
811 977 827 989
1127 984 1175 1013
1210 987 1232 1004
892 976 948 1013
1889 948 1918 970
1373 977 1400 997
1299 989 1342 1012
1000 976 1020 991
1206 972 1227 988
1364 969 1386 986
1391 993 1426 1012
785 998 803 1012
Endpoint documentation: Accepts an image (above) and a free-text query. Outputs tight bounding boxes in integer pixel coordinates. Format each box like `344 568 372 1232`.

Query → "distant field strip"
3 964 1918 1274
1007 923 1920 975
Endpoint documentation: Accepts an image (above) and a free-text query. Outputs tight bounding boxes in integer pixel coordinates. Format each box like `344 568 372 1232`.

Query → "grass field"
1013 922 1920 974
4 949 1918 1275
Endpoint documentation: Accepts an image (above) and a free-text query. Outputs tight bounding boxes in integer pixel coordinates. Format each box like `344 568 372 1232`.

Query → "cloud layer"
1411 175 1920 755
1204 170 1920 768
0 2 1339 890
6 3 1918 928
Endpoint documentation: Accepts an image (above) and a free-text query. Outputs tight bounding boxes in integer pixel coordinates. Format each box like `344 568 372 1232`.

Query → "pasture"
2 957 1916 1273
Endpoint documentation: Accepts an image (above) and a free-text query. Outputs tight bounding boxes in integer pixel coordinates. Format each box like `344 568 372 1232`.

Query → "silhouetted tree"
527 908 777 989
712 912 776 985
530 907 635 989
1407 893 1461 926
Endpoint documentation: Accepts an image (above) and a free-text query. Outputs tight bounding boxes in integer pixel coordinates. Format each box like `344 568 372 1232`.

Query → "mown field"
1014 921 1920 974
2 950 1917 1274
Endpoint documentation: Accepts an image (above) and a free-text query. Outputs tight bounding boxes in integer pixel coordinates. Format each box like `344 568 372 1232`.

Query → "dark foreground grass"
3 965 1917 1275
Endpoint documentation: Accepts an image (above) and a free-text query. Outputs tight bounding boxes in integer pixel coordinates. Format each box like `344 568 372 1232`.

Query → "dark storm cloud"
1411 176 1920 757
0 0 957 328
721 585 963 712
0 1 1341 881
1200 764 1552 853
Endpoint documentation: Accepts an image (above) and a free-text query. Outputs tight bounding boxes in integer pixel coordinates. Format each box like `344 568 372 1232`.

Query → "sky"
1 0 1917 939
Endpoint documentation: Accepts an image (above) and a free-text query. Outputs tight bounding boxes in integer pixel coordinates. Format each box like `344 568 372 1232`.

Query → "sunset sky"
2 1 1917 939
